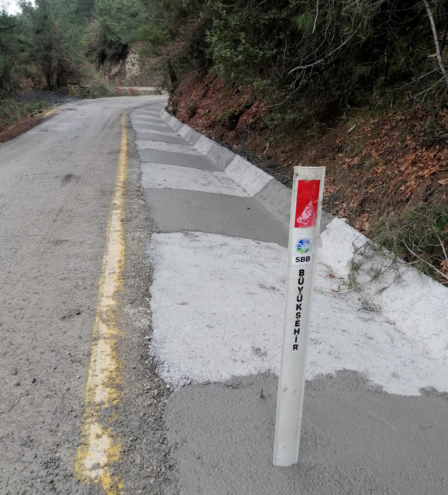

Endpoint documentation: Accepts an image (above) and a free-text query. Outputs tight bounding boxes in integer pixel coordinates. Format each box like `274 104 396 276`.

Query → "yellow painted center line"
76 115 127 494
42 107 57 118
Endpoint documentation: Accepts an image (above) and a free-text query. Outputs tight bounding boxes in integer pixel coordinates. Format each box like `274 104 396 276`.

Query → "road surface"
0 96 171 494
1 96 447 495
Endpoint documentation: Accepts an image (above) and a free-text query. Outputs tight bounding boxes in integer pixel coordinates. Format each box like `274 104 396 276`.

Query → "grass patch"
0 99 49 130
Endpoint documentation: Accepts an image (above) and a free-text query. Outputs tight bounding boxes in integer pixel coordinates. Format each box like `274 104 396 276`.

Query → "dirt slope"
169 73 448 236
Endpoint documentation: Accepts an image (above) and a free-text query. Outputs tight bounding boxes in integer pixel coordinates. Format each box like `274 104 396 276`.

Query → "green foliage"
1 0 167 94
0 10 21 95
306 124 320 138
206 0 293 86
202 0 448 123
3 0 447 128
218 107 239 129
144 0 213 86
86 80 116 97
153 0 205 35
0 98 49 126
84 0 169 69
1 1 89 94
17 0 86 90
83 19 129 65
295 12 314 34
77 0 95 17
376 204 448 282
87 0 205 63
348 203 448 289
263 104 314 139
0 0 164 94
138 23 169 56
186 100 198 118
94 0 152 45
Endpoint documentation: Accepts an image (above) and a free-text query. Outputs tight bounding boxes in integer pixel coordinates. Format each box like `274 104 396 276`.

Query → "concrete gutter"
160 109 324 229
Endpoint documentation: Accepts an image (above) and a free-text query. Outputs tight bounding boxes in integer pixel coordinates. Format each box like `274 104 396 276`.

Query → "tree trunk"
167 59 178 86
46 71 53 91
422 0 448 87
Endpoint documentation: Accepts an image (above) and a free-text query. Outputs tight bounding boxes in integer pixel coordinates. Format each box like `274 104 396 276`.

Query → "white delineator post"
273 166 325 467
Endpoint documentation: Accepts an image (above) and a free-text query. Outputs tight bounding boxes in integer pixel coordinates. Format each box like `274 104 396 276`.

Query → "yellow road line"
0 108 56 140
76 115 128 494
42 108 57 118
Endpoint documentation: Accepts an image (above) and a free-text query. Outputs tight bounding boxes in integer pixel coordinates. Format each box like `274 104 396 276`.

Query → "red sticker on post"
294 180 320 228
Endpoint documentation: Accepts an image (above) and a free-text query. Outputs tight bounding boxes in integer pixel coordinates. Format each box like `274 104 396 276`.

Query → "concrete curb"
159 109 337 229
225 156 272 197
160 109 294 228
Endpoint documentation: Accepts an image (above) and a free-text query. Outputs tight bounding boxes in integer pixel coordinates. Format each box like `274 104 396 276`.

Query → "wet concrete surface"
165 372 448 495
138 149 217 170
144 188 288 245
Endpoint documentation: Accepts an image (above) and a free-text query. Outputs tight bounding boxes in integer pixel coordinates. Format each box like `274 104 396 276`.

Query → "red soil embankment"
170 73 448 235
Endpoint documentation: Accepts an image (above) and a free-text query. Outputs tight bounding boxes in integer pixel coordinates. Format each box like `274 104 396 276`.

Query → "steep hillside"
169 72 448 283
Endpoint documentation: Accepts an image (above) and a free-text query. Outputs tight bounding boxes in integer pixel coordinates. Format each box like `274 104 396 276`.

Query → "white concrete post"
273 166 325 467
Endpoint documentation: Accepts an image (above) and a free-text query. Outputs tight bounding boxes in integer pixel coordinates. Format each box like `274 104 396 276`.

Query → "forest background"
1 0 448 284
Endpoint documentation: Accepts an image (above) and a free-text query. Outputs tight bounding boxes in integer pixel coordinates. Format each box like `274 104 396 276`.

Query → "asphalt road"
1 96 447 495
0 96 171 494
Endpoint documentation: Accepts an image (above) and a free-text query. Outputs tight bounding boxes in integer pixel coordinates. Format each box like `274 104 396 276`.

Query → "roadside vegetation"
348 204 448 292
0 98 47 123
156 0 448 285
0 0 447 284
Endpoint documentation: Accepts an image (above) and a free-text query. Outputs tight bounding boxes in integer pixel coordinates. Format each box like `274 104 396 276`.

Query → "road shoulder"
113 107 175 494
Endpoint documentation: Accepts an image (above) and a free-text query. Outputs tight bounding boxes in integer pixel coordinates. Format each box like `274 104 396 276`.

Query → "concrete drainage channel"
160 108 334 229
133 104 448 495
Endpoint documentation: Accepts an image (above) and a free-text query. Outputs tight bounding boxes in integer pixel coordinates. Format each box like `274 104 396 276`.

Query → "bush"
218 108 239 130
87 81 116 98
0 99 49 130
348 203 448 289
204 0 448 121
186 101 198 118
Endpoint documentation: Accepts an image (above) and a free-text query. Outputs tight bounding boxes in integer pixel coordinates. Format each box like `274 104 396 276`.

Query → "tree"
77 0 95 17
94 0 153 45
0 10 20 94
19 0 85 90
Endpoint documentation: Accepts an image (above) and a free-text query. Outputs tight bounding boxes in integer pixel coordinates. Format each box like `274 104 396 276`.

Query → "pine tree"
19 0 85 89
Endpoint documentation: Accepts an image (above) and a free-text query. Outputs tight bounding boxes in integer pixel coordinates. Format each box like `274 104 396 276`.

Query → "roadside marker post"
273 166 325 467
